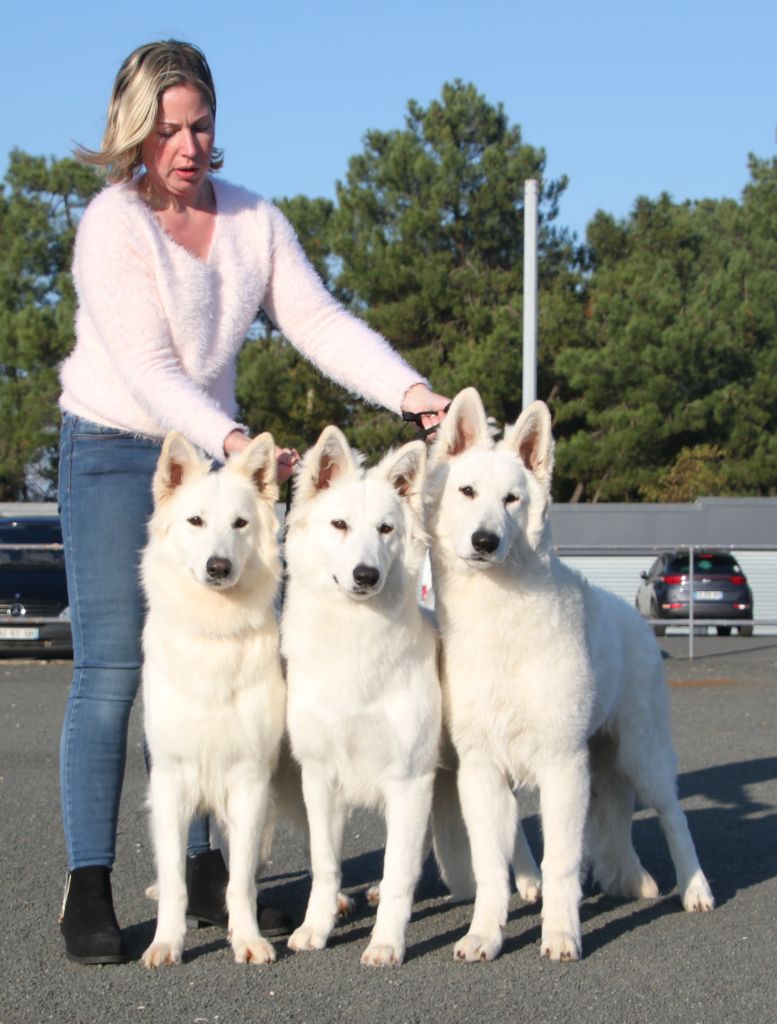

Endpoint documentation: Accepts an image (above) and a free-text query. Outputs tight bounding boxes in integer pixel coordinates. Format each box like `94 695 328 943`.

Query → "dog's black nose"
471 530 500 555
206 556 233 580
353 563 380 588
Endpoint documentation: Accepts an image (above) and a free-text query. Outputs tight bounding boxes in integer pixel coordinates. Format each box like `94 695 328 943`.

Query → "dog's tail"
431 766 476 900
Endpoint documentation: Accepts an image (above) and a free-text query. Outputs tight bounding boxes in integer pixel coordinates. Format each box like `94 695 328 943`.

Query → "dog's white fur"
282 427 440 965
141 432 285 967
427 388 714 962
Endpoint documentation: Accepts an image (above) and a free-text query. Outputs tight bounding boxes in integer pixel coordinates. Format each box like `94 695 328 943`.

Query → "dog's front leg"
142 767 190 967
361 773 435 966
536 750 590 961
288 767 346 953
453 754 517 962
225 767 276 964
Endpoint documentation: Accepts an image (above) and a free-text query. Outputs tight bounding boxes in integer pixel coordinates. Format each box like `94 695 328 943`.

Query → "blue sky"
3 0 775 240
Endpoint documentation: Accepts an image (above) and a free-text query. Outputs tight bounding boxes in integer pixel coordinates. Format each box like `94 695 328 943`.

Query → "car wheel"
739 623 753 637
716 626 731 637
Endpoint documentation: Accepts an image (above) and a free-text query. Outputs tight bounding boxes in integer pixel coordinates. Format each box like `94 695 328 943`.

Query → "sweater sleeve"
71 191 243 460
260 205 427 414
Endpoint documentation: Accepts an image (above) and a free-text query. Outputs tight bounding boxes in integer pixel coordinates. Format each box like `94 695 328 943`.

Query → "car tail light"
730 575 746 585
662 574 684 584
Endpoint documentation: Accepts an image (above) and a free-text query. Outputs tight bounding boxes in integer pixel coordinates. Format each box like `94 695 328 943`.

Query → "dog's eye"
504 494 520 506
331 519 347 531
378 523 394 535
232 517 248 529
187 516 204 527
459 486 476 499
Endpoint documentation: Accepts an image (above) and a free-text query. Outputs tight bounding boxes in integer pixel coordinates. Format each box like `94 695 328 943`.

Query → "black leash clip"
401 403 451 441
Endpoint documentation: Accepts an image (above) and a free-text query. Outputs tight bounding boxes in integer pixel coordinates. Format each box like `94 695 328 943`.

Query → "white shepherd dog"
282 426 440 966
141 432 285 967
426 388 714 962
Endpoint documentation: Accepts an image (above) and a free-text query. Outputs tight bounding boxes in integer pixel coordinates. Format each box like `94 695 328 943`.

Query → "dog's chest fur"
143 621 286 779
434 555 599 785
284 594 439 808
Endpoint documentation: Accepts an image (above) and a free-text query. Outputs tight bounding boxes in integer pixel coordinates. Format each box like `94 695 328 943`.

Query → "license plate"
0 627 40 640
693 591 723 601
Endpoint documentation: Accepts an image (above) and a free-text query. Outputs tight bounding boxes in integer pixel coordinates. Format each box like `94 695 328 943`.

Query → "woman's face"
140 83 215 205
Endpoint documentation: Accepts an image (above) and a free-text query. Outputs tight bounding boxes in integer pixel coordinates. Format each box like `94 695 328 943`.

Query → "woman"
58 39 449 964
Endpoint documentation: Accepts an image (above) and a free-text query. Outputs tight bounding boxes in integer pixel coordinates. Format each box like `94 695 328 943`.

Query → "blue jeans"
58 413 210 870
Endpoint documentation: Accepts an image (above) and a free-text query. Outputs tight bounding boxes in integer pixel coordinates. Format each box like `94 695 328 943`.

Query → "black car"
636 549 753 637
0 510 72 656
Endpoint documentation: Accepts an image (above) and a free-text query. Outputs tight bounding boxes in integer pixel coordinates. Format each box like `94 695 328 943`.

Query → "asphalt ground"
1 634 775 1024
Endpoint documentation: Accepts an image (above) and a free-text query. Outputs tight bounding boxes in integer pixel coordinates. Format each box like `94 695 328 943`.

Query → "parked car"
0 509 72 657
636 549 753 637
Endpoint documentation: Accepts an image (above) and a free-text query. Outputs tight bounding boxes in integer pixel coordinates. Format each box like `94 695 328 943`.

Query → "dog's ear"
380 440 427 514
504 401 555 488
153 432 211 505
295 425 357 502
431 387 490 462
228 432 279 503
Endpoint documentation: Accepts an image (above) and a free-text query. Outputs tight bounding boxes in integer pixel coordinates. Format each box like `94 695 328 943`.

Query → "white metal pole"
689 546 695 660
522 178 539 408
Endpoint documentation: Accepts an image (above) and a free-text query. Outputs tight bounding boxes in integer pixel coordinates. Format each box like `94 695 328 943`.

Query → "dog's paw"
682 873 715 913
144 883 159 901
454 930 503 962
516 875 542 904
288 924 329 952
636 870 660 900
232 935 276 964
365 884 380 907
361 941 404 967
142 941 182 968
540 930 581 962
336 891 355 917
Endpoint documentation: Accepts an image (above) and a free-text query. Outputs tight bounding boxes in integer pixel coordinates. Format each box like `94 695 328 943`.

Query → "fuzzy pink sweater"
59 178 425 460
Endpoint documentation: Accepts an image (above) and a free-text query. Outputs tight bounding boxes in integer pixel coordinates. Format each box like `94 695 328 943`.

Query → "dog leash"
398 402 452 443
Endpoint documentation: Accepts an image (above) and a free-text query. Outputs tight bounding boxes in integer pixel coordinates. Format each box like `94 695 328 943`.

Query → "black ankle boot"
185 849 292 939
60 867 130 965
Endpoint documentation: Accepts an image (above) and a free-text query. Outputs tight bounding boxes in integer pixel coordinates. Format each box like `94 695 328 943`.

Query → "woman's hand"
275 446 300 484
223 429 299 483
401 383 451 440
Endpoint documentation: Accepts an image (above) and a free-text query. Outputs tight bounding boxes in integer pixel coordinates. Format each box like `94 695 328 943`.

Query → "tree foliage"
326 80 579 452
552 160 777 500
0 150 100 498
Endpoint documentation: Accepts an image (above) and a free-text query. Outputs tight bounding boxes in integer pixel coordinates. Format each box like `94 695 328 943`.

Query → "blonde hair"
76 40 224 183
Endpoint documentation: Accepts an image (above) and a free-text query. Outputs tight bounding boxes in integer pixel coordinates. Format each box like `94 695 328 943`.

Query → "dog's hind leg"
453 755 517 962
586 732 659 900
362 773 435 966
224 769 276 964
142 768 191 967
617 721 714 913
288 769 347 952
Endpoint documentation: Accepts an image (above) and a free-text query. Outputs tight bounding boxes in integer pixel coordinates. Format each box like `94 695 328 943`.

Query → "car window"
667 552 741 574
0 519 65 569
647 557 662 578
